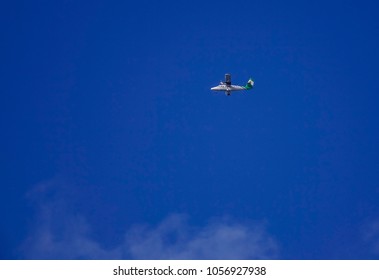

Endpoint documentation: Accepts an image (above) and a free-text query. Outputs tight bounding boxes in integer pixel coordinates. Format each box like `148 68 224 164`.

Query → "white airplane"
211 73 254 96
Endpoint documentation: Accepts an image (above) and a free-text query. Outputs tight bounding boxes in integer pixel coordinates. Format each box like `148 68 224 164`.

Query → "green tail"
244 78 254 90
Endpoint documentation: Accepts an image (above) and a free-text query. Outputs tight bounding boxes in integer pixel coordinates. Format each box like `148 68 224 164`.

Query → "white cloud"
125 214 278 259
21 181 279 259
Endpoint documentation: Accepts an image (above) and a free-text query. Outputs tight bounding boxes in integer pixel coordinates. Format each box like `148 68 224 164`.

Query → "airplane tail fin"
244 78 254 90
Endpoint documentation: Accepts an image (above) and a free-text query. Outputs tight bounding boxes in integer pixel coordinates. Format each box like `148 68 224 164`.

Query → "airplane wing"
225 73 231 86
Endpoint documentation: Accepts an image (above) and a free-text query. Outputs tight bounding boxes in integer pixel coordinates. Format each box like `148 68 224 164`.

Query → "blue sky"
1 0 379 259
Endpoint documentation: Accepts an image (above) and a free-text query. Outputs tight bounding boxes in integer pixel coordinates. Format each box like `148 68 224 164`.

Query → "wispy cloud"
21 180 279 259
22 179 121 259
362 219 379 256
124 214 278 259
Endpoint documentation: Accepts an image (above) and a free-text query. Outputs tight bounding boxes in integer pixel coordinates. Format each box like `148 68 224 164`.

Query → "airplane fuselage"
211 74 254 96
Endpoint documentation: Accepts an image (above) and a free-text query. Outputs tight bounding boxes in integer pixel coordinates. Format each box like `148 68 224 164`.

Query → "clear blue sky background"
1 0 379 259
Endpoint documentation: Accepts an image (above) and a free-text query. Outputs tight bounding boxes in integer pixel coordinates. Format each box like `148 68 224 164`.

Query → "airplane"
211 73 254 96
